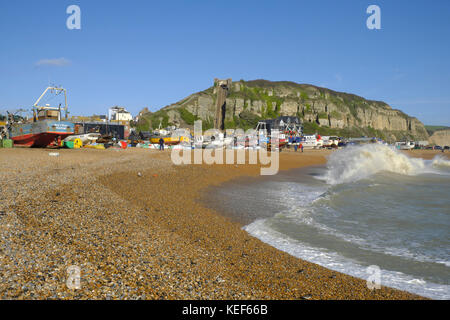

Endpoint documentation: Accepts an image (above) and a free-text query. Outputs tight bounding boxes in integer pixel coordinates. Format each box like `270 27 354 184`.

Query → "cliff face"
138 80 429 141
429 129 450 146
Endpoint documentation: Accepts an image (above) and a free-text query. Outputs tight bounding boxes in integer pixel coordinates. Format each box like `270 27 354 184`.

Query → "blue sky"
0 0 449 125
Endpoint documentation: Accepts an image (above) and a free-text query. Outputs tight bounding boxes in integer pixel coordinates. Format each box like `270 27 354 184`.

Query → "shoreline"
96 149 430 299
201 149 449 226
1 148 443 299
199 149 449 299
200 163 327 226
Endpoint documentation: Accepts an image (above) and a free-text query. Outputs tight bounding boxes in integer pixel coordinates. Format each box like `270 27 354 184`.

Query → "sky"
0 0 449 125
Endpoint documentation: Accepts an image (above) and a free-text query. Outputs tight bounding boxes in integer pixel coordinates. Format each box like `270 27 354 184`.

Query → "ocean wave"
276 177 450 268
244 218 450 299
322 144 449 185
280 204 448 267
431 155 450 168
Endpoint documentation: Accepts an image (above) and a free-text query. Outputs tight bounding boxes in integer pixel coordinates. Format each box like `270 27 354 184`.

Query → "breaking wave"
323 144 449 185
432 155 450 169
209 148 450 299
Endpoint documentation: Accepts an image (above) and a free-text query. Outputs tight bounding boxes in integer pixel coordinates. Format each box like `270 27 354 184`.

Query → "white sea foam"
322 144 449 185
235 145 450 299
279 192 449 267
244 218 450 300
431 155 450 168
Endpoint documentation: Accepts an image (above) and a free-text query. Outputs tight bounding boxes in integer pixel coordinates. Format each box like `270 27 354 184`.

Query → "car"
434 146 443 150
444 146 450 150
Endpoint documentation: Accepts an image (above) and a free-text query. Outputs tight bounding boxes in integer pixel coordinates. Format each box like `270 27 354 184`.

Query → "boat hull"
10 120 74 147
150 136 189 145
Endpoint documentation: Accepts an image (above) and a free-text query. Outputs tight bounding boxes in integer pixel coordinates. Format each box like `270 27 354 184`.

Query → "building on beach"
258 116 303 134
109 106 132 122
73 121 127 140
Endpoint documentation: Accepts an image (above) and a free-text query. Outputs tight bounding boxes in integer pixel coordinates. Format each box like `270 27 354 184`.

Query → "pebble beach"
0 147 433 300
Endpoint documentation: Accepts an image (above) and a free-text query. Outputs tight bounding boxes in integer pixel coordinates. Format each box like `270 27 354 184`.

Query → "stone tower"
213 78 232 130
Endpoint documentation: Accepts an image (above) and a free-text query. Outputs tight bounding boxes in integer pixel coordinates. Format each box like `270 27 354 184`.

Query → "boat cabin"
37 108 61 121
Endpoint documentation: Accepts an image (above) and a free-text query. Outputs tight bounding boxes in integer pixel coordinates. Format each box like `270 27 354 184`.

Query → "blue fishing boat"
8 87 74 147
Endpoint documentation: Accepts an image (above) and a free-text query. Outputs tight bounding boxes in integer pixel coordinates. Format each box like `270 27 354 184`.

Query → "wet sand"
1 147 443 299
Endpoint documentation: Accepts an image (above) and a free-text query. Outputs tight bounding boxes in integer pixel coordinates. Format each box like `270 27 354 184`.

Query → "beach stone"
0 147 432 300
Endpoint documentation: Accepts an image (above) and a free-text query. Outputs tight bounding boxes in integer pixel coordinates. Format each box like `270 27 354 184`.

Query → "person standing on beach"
159 137 164 151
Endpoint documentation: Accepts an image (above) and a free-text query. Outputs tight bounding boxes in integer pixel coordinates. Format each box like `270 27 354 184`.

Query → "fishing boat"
149 130 184 145
8 87 74 147
200 131 234 149
255 121 287 149
321 136 340 148
301 134 323 149
149 123 190 146
64 132 101 145
395 141 415 150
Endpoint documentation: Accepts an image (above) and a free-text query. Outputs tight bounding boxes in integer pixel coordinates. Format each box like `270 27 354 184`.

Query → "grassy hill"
424 125 450 136
134 79 429 142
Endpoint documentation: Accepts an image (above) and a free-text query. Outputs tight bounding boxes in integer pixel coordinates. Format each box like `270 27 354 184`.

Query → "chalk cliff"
136 80 429 142
429 129 450 146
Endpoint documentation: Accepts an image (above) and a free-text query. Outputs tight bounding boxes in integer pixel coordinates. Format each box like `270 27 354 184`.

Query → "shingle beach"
1 148 436 299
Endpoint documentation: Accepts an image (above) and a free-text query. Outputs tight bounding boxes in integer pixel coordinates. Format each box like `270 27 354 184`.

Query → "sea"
205 144 450 299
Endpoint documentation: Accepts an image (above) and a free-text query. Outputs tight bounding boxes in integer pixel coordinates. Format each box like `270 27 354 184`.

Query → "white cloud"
334 73 343 83
35 58 71 67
